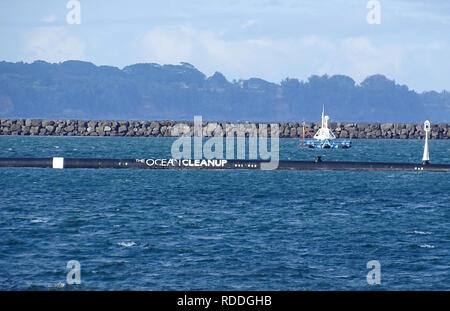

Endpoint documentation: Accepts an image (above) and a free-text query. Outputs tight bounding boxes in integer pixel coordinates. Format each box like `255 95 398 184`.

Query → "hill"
0 60 448 122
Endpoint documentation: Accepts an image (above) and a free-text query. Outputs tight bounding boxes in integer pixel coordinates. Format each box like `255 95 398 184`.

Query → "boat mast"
302 121 305 143
321 105 325 128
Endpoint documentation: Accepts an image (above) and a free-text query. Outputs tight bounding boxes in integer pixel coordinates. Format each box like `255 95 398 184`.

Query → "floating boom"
0 157 449 172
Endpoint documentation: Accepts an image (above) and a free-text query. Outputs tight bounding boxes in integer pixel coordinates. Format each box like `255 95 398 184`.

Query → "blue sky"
0 0 449 92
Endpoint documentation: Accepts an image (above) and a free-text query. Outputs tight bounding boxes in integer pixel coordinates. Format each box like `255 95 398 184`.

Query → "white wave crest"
55 282 66 288
118 242 136 247
31 218 49 223
419 244 435 249
409 231 433 235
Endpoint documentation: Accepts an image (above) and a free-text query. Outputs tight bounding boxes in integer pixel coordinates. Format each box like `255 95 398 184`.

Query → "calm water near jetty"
0 137 449 290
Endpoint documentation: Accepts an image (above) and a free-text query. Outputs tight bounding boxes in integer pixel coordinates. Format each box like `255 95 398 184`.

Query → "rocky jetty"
0 119 448 139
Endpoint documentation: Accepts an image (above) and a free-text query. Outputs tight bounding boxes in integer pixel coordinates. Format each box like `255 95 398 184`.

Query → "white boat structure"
299 107 351 149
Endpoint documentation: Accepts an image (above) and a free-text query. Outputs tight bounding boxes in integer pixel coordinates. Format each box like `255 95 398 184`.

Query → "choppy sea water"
0 136 449 290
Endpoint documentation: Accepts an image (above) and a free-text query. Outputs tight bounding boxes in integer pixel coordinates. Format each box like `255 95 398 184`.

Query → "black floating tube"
0 157 54 168
0 157 449 172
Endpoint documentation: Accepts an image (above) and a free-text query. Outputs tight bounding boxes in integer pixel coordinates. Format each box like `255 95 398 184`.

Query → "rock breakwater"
0 119 448 139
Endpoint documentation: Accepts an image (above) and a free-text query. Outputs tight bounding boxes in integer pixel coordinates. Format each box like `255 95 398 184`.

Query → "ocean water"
0 136 449 290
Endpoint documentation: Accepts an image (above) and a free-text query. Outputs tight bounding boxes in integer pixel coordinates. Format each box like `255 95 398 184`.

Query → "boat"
299 107 351 149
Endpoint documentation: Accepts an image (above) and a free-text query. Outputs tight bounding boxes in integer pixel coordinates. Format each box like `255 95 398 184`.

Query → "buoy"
422 120 430 165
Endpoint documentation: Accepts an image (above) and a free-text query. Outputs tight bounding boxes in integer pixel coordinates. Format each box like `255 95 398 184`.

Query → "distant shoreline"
1 119 449 139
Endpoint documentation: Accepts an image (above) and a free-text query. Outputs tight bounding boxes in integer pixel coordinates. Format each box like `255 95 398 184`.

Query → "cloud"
136 25 406 84
23 27 85 63
42 15 57 23
136 25 270 79
240 19 257 29
394 0 450 25
336 37 403 82
137 26 194 65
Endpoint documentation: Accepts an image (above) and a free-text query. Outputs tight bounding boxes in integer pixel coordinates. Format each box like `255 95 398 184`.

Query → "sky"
0 0 449 92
